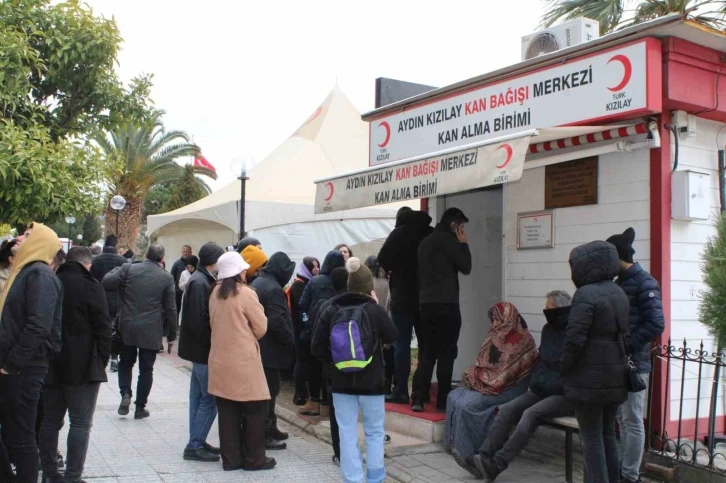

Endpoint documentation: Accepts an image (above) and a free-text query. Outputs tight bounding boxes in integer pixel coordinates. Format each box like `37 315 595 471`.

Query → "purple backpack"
330 303 376 373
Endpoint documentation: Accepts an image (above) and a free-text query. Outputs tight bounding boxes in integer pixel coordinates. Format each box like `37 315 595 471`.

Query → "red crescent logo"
324 182 334 201
607 55 632 92
496 144 513 169
378 121 391 148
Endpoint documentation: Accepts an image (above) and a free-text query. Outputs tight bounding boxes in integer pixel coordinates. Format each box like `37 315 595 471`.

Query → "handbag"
614 306 647 393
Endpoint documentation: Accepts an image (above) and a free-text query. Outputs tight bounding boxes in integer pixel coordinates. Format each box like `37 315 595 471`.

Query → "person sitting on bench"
453 291 575 481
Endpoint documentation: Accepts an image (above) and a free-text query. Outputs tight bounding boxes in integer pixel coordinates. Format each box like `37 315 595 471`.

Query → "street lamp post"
230 159 252 240
110 195 127 238
64 215 76 252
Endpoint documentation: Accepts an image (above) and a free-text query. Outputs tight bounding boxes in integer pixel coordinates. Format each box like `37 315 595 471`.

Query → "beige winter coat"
208 282 270 402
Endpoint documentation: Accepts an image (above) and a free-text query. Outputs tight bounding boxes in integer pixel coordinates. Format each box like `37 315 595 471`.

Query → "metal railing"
646 340 726 474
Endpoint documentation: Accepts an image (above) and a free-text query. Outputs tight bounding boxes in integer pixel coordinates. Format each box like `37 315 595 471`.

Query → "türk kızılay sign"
315 136 531 214
369 39 657 166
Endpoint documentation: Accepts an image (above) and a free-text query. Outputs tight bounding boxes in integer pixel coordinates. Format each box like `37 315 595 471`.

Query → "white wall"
669 118 726 421
504 148 651 343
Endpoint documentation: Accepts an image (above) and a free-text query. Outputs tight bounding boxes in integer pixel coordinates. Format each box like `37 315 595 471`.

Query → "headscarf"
0 222 61 314
297 259 314 281
463 302 538 396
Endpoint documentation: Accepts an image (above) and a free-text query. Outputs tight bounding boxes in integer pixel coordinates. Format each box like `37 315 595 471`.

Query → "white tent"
147 87 408 265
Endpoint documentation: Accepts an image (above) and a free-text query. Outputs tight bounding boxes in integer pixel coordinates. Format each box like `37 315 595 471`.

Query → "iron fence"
646 340 726 474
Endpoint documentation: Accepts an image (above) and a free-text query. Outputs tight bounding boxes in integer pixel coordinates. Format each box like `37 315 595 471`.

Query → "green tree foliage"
700 212 726 347
143 184 173 221
541 0 725 35
44 213 102 246
162 165 210 212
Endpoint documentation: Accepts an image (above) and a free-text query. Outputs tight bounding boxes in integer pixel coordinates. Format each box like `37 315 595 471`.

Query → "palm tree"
96 111 216 248
541 0 725 35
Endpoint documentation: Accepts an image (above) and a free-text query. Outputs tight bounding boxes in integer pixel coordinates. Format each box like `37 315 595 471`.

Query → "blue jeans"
187 363 217 451
617 374 649 482
391 312 415 398
333 393 386 483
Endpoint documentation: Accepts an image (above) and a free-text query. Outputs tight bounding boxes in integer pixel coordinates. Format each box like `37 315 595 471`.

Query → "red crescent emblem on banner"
378 122 391 148
324 182 335 201
607 55 632 92
496 144 513 169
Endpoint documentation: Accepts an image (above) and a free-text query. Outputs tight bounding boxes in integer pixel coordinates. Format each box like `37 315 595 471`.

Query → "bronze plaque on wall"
545 157 598 209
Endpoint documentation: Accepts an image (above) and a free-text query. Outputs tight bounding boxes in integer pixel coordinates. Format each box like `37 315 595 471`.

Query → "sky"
86 0 547 190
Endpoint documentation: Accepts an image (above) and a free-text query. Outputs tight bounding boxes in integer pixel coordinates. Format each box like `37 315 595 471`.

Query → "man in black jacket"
378 207 433 404
39 247 112 483
170 245 192 329
607 228 664 483
90 235 127 372
0 222 63 483
178 242 225 463
411 208 472 412
250 252 296 450
453 290 575 481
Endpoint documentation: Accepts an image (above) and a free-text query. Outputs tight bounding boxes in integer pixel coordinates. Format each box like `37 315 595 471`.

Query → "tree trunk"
104 197 142 251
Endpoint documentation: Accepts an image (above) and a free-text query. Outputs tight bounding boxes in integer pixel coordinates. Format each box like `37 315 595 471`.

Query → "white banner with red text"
315 135 531 214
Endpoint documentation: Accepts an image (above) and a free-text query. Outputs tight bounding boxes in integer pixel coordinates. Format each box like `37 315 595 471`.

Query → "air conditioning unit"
521 18 600 61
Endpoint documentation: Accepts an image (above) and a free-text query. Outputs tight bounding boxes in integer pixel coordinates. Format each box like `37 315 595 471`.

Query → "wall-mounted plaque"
517 210 554 249
545 157 598 209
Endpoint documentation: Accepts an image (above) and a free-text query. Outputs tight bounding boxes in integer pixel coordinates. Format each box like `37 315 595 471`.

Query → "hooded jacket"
251 252 296 369
49 261 112 385
311 292 398 395
0 223 63 374
178 265 217 364
529 306 570 398
417 223 472 305
378 210 433 313
615 263 664 373
561 241 630 405
299 250 345 321
90 247 128 319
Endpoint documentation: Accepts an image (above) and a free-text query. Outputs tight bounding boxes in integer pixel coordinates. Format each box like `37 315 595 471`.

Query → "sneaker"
265 438 287 450
109 360 118 373
298 400 320 416
452 449 483 479
332 455 340 467
270 428 289 441
202 442 221 455
183 448 220 462
473 454 501 481
320 404 330 418
134 407 150 420
118 394 131 416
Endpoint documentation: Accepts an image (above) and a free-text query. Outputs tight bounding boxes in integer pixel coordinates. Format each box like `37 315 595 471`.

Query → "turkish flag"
193 155 216 174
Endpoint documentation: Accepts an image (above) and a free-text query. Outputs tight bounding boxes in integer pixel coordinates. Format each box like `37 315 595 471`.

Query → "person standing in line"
250 252 296 450
171 245 192 315
290 257 320 406
334 244 352 261
103 243 177 420
0 223 63 483
366 255 394 394
39 247 112 483
90 245 103 256
90 235 128 373
178 255 199 293
411 208 472 412
236 236 261 253
178 243 226 462
0 238 19 293
241 245 268 284
607 228 664 483
208 253 276 471
312 258 398 483
562 241 630 483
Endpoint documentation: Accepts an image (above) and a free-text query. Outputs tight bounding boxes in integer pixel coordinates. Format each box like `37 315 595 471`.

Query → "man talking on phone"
411 208 472 412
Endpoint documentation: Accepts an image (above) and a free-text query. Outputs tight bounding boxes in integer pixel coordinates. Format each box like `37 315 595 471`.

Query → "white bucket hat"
216 252 250 280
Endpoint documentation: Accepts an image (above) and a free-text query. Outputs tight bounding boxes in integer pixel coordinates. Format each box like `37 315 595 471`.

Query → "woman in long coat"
208 252 275 471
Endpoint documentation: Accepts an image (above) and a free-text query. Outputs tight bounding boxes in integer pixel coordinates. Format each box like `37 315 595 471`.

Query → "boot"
298 400 320 416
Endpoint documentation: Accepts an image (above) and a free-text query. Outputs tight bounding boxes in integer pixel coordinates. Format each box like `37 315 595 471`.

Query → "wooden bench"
544 416 579 483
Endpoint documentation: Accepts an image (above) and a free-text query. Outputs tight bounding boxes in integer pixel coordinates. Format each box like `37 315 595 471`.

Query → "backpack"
329 303 377 373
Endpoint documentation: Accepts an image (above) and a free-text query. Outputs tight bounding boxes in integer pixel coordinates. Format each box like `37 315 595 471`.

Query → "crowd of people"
0 209 664 483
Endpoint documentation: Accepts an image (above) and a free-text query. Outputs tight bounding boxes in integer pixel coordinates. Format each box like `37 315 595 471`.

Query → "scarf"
0 222 61 315
463 302 538 396
297 261 314 282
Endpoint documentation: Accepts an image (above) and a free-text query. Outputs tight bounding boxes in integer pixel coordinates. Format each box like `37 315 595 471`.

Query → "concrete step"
384 408 445 443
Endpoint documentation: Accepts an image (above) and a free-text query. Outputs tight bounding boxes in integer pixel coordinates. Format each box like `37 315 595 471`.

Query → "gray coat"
103 260 177 351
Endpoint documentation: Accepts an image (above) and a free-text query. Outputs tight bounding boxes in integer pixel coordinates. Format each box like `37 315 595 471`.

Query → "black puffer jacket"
417 224 472 305
299 250 345 318
615 263 664 373
90 247 127 319
251 252 296 370
178 266 216 364
529 306 569 398
561 241 630 405
0 262 63 374
311 292 398 395
378 210 433 313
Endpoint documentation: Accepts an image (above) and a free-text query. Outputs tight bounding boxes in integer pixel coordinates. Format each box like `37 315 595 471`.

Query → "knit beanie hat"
237 236 261 253
330 267 348 292
606 227 636 263
241 245 268 278
198 242 225 267
346 257 374 295
217 252 250 280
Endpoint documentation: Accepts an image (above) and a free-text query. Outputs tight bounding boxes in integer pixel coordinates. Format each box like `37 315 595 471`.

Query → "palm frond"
541 0 625 34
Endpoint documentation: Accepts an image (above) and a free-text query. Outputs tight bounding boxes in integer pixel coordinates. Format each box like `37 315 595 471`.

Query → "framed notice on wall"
517 210 554 249
545 157 598 209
